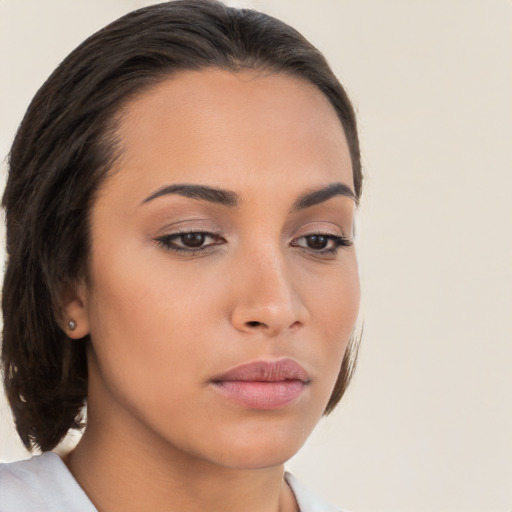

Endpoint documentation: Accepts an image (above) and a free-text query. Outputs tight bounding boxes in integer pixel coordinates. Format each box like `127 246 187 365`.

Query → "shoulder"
0 452 96 512
285 472 348 512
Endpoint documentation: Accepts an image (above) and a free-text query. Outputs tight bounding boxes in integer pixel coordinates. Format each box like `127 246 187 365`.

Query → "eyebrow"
291 182 357 211
141 184 239 207
141 182 356 210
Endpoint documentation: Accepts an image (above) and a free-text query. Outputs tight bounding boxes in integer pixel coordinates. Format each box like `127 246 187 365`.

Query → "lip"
210 358 310 410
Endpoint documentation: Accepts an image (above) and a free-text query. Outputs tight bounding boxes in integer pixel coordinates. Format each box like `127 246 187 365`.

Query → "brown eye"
291 233 352 255
180 232 206 247
154 231 225 254
305 235 329 250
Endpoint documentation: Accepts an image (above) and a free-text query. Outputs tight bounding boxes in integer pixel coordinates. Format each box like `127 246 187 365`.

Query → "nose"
229 245 310 337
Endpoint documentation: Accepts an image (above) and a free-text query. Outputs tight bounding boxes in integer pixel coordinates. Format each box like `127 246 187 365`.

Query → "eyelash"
154 230 352 256
154 231 225 255
290 233 353 254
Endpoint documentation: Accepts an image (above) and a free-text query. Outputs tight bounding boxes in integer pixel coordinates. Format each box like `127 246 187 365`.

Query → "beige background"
1 1 511 511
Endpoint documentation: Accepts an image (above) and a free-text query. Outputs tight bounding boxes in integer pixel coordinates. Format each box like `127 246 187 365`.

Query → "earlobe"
59 281 90 339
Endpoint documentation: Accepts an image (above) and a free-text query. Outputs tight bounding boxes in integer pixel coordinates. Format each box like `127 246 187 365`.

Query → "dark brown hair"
1 0 362 452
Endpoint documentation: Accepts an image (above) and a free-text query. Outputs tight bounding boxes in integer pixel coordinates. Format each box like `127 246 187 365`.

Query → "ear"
59 280 90 339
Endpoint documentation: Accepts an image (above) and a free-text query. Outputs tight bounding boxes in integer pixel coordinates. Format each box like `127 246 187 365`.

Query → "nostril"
247 321 263 328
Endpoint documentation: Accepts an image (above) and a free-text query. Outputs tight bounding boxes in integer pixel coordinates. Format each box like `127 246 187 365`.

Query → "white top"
0 452 343 511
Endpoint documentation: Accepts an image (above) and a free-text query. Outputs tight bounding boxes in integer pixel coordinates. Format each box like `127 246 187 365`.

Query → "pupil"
307 235 328 249
181 233 205 247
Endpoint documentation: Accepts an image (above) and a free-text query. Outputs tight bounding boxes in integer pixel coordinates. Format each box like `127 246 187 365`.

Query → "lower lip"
211 380 306 409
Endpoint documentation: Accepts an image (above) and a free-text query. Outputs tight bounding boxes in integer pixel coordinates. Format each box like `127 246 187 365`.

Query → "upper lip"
211 358 310 383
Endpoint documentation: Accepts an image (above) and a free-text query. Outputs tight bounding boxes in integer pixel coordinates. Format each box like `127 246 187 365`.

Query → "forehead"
107 68 353 200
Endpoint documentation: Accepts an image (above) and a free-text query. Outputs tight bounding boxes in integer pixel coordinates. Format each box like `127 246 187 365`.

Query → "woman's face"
75 69 360 469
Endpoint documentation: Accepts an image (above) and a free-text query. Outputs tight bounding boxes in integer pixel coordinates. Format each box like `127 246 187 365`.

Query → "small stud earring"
68 320 77 331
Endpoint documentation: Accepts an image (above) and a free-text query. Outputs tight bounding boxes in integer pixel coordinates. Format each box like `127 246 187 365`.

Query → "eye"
291 233 352 255
154 231 224 254
177 232 208 248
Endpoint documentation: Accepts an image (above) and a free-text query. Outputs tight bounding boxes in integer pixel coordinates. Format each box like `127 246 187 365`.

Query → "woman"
0 1 362 511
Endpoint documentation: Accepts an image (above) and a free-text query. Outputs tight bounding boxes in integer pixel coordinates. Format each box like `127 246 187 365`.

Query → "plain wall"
1 1 511 511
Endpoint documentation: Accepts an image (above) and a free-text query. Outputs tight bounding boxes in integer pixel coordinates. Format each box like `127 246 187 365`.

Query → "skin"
63 69 360 512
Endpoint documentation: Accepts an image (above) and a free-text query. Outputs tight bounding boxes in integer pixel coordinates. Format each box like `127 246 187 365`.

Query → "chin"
203 421 312 470
215 444 300 470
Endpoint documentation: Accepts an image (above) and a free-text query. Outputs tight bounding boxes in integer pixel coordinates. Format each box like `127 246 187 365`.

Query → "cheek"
84 247 216 408
298 255 360 390
310 257 360 339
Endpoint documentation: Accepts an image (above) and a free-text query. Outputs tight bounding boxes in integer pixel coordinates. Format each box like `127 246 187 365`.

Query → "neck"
65 372 298 512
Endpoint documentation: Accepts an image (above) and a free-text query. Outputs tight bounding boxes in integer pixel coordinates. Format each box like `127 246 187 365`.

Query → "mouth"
210 358 311 410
